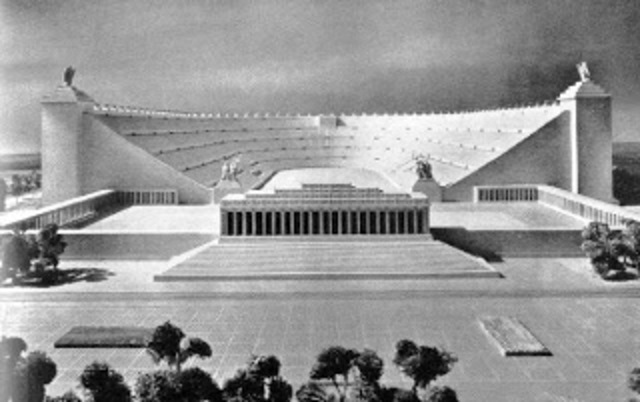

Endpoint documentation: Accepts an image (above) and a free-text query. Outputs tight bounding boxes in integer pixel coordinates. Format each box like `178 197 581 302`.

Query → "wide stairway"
154 240 501 281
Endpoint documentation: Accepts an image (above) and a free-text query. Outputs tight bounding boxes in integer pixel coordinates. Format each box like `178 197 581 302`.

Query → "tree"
79 361 131 402
580 222 630 278
223 355 292 402
135 367 221 402
46 390 82 402
135 370 181 402
622 220 640 271
629 367 640 396
426 386 458 402
1 229 32 281
146 321 212 373
378 387 418 402
353 349 383 384
178 367 222 402
0 336 28 402
310 346 359 402
35 223 67 271
295 382 330 402
392 340 456 396
224 368 264 402
351 349 385 402
12 351 58 402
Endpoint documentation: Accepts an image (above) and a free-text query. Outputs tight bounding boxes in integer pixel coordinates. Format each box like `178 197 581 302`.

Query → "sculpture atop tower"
577 61 591 82
63 66 75 86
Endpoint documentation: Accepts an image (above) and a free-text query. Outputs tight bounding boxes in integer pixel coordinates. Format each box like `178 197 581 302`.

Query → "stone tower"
558 79 613 202
41 84 94 205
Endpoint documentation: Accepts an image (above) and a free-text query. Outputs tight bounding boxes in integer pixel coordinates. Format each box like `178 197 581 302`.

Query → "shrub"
581 222 630 278
79 361 131 402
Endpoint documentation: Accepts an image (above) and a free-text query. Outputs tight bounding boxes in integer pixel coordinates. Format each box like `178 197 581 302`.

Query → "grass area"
54 326 152 348
479 316 551 356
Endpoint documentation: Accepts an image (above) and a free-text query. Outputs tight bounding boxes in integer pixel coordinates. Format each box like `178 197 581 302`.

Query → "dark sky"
1 0 639 153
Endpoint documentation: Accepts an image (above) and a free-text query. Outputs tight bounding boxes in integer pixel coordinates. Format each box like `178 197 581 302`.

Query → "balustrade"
473 184 640 228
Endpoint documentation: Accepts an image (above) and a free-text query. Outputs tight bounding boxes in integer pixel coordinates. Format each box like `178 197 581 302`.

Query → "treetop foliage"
310 346 359 381
393 339 457 391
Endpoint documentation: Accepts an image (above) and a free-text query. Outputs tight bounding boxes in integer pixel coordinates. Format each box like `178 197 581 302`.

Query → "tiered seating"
93 102 564 190
338 105 564 186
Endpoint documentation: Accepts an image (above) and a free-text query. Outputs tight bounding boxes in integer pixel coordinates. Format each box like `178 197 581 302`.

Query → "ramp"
154 240 501 281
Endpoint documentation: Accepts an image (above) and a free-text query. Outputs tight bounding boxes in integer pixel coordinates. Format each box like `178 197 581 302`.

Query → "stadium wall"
80 117 211 204
443 112 573 201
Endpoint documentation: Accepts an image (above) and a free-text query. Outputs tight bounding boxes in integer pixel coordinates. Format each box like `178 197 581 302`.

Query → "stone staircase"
154 240 501 281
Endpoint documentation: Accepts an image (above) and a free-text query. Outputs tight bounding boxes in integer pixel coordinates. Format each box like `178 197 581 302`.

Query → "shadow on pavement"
3 267 115 288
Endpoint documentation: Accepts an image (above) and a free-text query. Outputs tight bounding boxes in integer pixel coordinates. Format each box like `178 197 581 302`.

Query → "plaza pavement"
2 256 640 402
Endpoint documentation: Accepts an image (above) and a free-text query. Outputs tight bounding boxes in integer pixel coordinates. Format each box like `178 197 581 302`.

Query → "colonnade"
221 208 428 236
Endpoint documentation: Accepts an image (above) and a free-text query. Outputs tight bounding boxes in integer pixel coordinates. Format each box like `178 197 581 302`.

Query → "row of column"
221 209 429 236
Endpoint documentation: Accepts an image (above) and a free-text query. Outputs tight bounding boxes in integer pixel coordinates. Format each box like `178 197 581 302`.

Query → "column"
271 211 276 236
422 207 429 233
289 211 295 235
221 210 229 235
281 211 287 235
251 212 257 235
356 210 361 235
319 210 325 235
243 211 249 236
236 211 243 235
227 211 234 236
364 210 369 235
384 210 390 235
337 210 343 235
413 209 420 234
346 210 351 234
